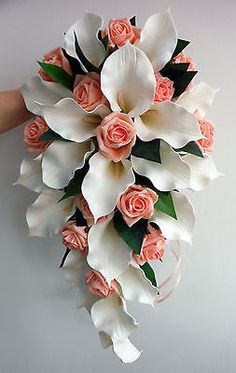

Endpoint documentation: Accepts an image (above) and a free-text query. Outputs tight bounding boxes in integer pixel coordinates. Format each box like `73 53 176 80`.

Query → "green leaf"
172 39 190 59
155 191 177 219
62 48 86 76
40 129 67 142
74 32 99 73
174 141 204 158
38 61 74 90
59 163 89 201
161 62 190 76
113 211 148 255
173 71 197 97
130 16 136 26
140 262 157 287
131 137 161 163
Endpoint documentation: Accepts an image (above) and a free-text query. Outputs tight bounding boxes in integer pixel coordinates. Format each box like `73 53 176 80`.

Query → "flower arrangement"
15 11 220 363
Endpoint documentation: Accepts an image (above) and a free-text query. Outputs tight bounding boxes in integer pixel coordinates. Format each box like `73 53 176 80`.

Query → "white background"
0 0 235 372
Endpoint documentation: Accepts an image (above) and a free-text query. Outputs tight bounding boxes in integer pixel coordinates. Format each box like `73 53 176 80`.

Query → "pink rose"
195 111 214 153
117 185 158 227
39 47 72 82
132 225 165 265
73 72 108 112
60 221 88 254
102 18 140 48
85 270 119 298
24 116 50 152
173 52 196 71
97 112 136 162
154 73 175 103
76 194 112 226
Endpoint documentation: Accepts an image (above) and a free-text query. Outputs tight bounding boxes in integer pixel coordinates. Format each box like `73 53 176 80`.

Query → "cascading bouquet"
15 11 220 363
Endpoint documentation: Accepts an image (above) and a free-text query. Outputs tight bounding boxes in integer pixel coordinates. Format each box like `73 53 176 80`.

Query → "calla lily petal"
152 191 195 244
64 12 106 68
82 152 135 221
41 98 109 143
131 141 191 191
42 140 94 189
183 154 222 191
21 76 72 115
117 263 158 306
176 82 218 118
135 102 202 148
26 189 75 238
138 10 177 70
91 293 141 363
14 155 44 193
87 215 131 284
101 43 156 117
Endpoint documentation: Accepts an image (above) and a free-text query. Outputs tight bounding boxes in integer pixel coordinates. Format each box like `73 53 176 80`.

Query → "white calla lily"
138 10 177 70
152 191 195 243
26 189 75 238
91 293 141 363
82 152 135 221
65 12 106 68
14 155 45 193
131 141 191 191
87 215 131 284
42 140 94 189
21 76 72 115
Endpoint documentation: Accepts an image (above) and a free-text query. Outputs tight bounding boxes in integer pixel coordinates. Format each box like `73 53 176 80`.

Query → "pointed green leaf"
172 39 190 59
129 16 136 26
131 137 161 163
173 71 198 97
38 61 74 90
113 211 148 254
174 141 204 158
59 163 89 201
155 191 177 219
40 129 67 142
140 262 157 287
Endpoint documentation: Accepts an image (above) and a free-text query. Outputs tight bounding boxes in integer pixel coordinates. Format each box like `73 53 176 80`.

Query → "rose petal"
138 10 177 70
26 189 75 238
42 140 94 189
101 43 155 117
64 12 106 68
117 263 158 306
152 191 195 244
14 155 44 193
41 98 109 142
91 293 141 363
82 152 135 221
21 76 72 115
87 215 131 284
176 82 219 118
135 101 202 148
131 141 191 191
183 154 222 191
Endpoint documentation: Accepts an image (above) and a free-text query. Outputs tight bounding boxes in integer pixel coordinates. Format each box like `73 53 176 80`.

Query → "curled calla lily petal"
131 141 191 191
135 102 202 148
138 10 177 70
101 43 156 118
82 152 135 221
26 189 75 238
14 155 44 193
176 82 219 118
41 98 109 143
64 12 106 68
87 215 131 284
117 263 158 307
91 293 141 363
183 154 222 191
21 76 72 115
63 250 98 310
42 140 94 189
152 191 195 244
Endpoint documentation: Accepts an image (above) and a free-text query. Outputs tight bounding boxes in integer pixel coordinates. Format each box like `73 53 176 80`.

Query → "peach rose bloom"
39 47 72 82
117 185 158 227
85 270 119 298
132 225 165 266
76 194 113 226
173 52 196 71
73 72 108 112
102 18 140 48
154 73 175 103
195 111 214 153
97 112 136 162
24 116 50 153
60 221 88 254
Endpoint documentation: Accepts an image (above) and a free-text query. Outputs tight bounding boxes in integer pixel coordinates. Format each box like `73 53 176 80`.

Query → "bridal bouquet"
15 11 220 363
